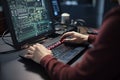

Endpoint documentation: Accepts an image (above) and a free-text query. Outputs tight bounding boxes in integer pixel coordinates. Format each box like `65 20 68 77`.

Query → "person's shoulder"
108 6 120 15
104 6 120 21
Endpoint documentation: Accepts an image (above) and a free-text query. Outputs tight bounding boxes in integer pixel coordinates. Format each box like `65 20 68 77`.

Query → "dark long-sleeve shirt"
40 6 120 80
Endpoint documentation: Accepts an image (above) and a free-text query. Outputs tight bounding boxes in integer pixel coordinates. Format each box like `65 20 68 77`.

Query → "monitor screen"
50 0 61 20
1 0 54 49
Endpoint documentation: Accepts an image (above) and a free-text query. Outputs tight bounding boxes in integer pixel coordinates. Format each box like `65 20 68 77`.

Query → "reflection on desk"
1 57 50 80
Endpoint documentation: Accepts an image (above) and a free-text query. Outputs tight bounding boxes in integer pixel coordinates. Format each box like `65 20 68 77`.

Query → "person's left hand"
24 43 52 64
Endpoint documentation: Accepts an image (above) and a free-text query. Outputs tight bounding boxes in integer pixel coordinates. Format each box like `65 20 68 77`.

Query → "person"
24 0 120 80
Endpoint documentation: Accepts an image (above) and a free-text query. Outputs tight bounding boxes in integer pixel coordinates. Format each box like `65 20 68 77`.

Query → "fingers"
24 54 33 59
27 49 34 54
36 43 45 48
25 48 34 59
28 46 35 51
34 43 41 46
64 38 76 43
33 43 47 51
27 46 35 55
33 43 44 48
25 44 36 59
61 31 74 41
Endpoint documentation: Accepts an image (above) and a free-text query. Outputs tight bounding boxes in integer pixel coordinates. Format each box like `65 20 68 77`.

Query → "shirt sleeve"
88 34 96 43
40 55 81 80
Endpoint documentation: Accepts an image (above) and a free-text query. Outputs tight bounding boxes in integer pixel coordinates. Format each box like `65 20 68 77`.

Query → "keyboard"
19 36 86 64
42 36 86 64
47 40 64 50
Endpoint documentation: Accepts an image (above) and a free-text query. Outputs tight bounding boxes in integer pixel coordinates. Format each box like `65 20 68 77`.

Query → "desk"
0 37 51 80
0 34 87 80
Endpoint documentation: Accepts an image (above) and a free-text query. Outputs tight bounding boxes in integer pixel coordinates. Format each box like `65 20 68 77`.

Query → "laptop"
1 0 87 64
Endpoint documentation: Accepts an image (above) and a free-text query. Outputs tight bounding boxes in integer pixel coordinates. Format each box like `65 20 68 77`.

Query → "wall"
61 5 97 28
60 0 104 28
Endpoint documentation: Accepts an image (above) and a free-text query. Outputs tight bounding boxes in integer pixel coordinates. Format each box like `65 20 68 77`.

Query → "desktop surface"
0 36 50 80
1 57 50 80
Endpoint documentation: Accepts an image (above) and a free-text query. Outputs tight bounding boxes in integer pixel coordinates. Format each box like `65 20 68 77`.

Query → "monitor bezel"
1 0 55 49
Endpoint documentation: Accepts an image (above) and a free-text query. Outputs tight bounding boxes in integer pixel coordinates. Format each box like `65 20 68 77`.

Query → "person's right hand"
61 31 89 44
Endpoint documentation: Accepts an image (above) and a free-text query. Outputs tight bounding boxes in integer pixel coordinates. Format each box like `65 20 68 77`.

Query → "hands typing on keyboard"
22 31 88 64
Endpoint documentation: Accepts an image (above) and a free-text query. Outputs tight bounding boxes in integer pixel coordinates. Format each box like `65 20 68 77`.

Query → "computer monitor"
1 0 55 49
50 0 61 20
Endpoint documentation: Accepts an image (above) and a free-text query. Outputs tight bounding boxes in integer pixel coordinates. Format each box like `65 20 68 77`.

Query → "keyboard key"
47 41 63 50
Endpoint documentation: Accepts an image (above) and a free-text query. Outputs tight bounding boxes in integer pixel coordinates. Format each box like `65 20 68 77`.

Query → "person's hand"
61 31 89 44
24 43 52 64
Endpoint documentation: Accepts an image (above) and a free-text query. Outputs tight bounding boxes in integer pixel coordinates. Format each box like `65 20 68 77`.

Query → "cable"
0 35 11 37
1 29 14 47
0 30 22 54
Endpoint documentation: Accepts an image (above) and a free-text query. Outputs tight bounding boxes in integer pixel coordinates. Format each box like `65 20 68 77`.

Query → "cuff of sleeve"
88 34 96 43
40 55 56 67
